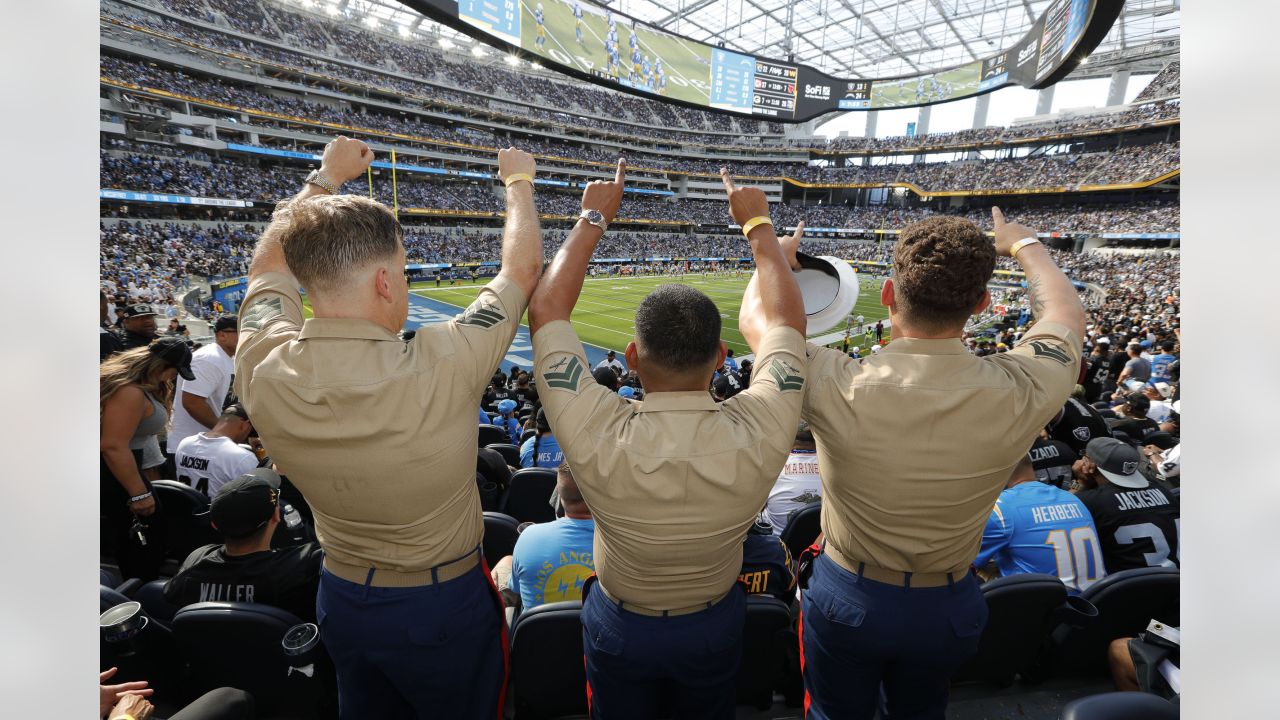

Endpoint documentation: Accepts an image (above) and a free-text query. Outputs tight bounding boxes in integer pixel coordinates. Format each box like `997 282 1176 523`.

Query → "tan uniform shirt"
234 272 527 571
802 321 1082 575
534 321 807 609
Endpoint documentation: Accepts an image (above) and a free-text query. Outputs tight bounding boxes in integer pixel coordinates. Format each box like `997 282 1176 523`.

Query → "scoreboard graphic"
407 0 1121 121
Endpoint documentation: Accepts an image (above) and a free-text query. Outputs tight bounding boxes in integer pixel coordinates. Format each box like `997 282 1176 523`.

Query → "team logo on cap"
543 356 584 391
1122 461 1138 475
1029 340 1072 365
457 300 505 329
768 359 804 392
1073 427 1091 442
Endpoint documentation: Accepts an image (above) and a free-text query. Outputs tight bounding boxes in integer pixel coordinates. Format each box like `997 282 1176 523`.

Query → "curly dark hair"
892 216 996 332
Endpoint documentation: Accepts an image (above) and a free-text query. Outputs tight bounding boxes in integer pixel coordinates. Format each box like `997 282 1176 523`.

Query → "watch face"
584 209 605 225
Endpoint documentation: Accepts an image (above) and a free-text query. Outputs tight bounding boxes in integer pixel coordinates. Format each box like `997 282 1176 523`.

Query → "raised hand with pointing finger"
991 206 1040 258
581 158 626 224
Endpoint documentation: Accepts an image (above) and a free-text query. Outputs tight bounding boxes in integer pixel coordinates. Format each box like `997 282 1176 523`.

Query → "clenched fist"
319 135 375 186
581 158 626 222
721 168 770 229
109 692 155 720
498 147 536 184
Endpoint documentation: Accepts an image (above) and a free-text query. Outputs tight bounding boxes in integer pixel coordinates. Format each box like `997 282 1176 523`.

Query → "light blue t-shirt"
509 518 595 609
976 481 1107 594
519 434 564 469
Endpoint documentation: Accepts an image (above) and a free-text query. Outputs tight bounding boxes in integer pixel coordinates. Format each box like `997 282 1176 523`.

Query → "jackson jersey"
976 482 1106 594
1075 481 1180 572
174 432 259 498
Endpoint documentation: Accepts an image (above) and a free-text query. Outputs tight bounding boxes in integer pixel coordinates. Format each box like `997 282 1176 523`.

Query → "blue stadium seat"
501 468 559 525
150 480 220 562
508 600 586 720
1049 566 1179 676
780 502 822 562
736 595 792 710
1061 691 1178 720
482 511 521 569
136 579 182 627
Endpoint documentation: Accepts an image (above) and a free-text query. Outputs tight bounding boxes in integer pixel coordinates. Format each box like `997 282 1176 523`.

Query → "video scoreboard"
406 0 1121 122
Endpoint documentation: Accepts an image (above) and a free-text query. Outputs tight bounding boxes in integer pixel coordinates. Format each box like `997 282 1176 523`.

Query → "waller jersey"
976 482 1107 594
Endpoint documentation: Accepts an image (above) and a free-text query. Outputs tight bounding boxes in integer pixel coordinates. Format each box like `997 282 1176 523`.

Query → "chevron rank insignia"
768 358 804 392
543 356 584 391
456 300 505 329
1028 340 1072 365
240 296 281 331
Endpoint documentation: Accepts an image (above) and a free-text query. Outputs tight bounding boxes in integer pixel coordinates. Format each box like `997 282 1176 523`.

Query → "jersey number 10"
1045 527 1106 592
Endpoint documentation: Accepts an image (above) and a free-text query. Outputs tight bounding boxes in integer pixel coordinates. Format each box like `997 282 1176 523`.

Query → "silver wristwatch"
579 208 608 232
305 169 339 194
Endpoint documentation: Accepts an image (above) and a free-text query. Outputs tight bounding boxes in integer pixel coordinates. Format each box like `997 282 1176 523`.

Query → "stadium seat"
953 573 1092 687
171 601 331 718
478 424 509 447
486 442 522 468
101 566 122 589
150 480 221 562
508 600 586 720
736 595 792 710
136 579 183 626
501 468 559 524
780 502 822 562
1049 566 1180 676
1060 691 1178 720
482 511 521 568
101 585 133 614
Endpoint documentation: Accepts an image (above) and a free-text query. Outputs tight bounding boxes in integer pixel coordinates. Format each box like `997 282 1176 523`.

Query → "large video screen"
414 0 1120 122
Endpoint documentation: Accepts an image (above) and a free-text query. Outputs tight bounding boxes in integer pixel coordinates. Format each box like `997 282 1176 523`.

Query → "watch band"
1010 237 1041 259
579 209 608 232
741 216 774 238
503 172 534 188
305 170 338 194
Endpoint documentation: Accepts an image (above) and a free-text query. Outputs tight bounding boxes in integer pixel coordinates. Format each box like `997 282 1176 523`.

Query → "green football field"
871 60 982 108
519 0 712 106
409 272 889 355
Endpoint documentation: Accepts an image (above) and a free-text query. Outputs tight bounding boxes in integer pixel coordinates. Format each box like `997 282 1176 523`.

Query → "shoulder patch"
543 356 584 391
1028 340 1072 365
456 300 505 328
240 296 282 331
768 358 804 392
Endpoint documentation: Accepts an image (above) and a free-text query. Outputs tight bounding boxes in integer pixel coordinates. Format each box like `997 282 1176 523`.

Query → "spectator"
502 463 595 609
101 291 124 361
1150 338 1178 384
115 303 160 350
493 398 522 444
762 421 823 534
1073 438 1180 572
1117 343 1152 389
1028 431 1080 489
167 314 239 454
100 338 194 581
173 404 259 497
1047 397 1114 456
1109 393 1161 441
976 456 1106 593
519 408 563 469
163 469 323 621
594 350 625 375
738 518 798 604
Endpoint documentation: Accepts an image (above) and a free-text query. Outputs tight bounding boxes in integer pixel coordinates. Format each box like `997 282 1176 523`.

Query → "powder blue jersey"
509 517 595 609
976 482 1107 594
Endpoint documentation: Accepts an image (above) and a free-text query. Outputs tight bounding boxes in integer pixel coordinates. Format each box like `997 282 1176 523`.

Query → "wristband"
110 715 136 720
1009 237 1041 259
129 491 153 503
503 173 534 188
741 216 774 238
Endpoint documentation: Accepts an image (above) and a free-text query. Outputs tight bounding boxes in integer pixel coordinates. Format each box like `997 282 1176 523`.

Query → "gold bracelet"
1010 237 1041 259
741 216 774 238
502 173 534 188
110 715 136 720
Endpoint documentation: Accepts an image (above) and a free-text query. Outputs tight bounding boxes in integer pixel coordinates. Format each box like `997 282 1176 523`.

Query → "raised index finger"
991 206 1006 228
615 158 626 184
720 167 736 193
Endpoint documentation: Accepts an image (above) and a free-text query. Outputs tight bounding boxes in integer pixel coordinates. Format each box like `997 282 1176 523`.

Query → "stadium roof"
333 0 1180 78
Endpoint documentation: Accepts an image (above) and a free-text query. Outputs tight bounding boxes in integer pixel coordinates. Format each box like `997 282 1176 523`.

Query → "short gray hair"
274 194 403 296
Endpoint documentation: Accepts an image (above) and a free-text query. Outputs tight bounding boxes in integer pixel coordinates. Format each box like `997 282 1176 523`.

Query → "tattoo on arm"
1026 274 1046 318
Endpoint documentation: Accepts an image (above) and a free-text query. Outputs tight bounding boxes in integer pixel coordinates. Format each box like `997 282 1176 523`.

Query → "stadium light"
439 38 454 50
399 24 413 37
326 5 339 15
504 55 520 66
363 15 379 28
471 45 486 57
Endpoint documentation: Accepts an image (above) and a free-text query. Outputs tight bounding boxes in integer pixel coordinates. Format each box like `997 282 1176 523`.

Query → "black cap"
1085 438 1147 489
121 303 158 318
1143 431 1178 451
592 367 619 390
208 469 282 538
1124 394 1151 415
214 315 239 333
149 336 195 381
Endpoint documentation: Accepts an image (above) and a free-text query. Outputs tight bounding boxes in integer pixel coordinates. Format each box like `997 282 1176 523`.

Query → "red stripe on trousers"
479 555 510 720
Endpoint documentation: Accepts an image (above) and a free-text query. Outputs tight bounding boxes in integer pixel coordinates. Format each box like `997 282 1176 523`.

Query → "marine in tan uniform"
233 136 544 719
740 209 1086 720
528 164 809 719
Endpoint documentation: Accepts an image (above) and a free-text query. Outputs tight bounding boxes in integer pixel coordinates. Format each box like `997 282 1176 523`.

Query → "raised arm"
528 159 625 334
992 207 1086 340
495 148 544 299
725 170 806 351
248 135 375 280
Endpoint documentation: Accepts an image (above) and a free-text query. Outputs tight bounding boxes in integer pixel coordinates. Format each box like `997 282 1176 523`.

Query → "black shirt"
1082 355 1112 402
163 542 323 622
739 523 796 605
1109 416 1160 442
714 369 744 399
100 327 124 361
116 328 156 351
1076 482 1180 573
1049 397 1113 455
1027 438 1078 489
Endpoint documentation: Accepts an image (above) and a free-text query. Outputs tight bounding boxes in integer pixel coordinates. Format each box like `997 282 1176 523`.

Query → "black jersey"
1049 397 1113 455
163 542 323 622
1027 438 1078 489
1076 482 1180 573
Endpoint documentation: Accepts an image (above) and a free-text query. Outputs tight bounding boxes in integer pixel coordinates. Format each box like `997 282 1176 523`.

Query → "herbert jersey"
976 481 1107 594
